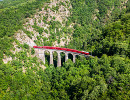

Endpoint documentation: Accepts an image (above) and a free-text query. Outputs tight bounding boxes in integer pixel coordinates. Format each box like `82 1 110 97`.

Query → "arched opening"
68 53 73 62
53 51 58 67
44 50 50 66
61 52 65 66
76 55 80 60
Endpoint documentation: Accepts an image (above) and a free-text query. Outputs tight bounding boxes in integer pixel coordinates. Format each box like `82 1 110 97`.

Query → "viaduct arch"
33 46 90 67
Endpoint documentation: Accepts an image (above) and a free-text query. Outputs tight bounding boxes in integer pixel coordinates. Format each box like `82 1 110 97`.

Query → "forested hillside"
0 0 130 99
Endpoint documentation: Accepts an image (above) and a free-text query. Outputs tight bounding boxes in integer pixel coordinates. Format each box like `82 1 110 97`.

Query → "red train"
33 46 89 55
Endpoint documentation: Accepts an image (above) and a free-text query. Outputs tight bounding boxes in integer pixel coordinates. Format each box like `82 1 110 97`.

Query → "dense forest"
0 0 130 99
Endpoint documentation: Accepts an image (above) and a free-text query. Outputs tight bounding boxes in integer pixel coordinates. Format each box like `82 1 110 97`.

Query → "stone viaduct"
33 46 90 67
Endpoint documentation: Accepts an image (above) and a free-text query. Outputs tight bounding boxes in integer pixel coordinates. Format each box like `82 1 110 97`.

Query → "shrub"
31 48 35 55
23 43 29 49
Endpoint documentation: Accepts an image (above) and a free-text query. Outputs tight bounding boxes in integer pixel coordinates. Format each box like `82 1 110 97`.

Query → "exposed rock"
14 0 72 65
11 42 22 54
3 56 12 64
15 30 36 47
22 67 26 73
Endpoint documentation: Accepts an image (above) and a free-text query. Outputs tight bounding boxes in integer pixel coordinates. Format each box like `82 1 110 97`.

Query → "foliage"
23 43 29 49
0 0 130 100
0 0 48 63
67 0 130 58
31 48 35 55
0 55 130 99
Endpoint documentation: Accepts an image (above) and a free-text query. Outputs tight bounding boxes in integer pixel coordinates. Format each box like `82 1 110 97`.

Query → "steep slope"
0 0 130 99
15 0 72 48
3 0 73 64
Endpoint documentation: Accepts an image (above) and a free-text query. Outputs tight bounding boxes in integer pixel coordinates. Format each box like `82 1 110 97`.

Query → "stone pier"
37 49 81 67
38 49 45 64
73 54 76 63
57 51 61 67
50 50 53 65
65 52 68 62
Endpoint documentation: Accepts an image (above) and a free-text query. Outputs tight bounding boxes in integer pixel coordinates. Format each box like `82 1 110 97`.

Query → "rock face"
3 56 12 64
15 30 36 47
15 0 72 48
7 0 73 65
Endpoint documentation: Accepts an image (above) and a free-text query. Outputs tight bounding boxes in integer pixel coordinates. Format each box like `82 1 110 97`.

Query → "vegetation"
0 55 130 99
0 0 48 63
0 0 130 100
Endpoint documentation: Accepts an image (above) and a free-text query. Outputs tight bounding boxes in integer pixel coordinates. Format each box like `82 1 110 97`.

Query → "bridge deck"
33 46 89 55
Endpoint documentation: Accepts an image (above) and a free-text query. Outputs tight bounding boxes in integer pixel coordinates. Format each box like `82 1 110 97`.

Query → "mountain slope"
0 0 130 99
